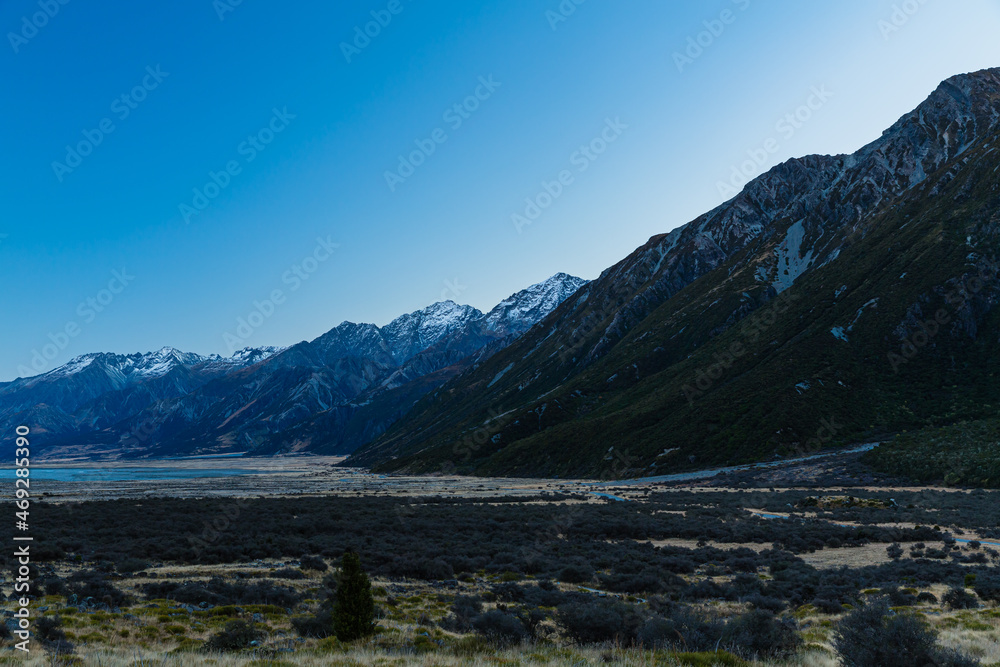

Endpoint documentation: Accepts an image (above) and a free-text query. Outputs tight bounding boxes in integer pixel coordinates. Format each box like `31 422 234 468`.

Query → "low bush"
721 609 801 659
557 599 644 645
291 609 334 638
973 576 1000 602
142 577 301 607
204 620 262 652
299 555 328 571
812 598 844 614
471 610 528 646
637 607 724 652
558 563 594 584
67 570 131 607
115 558 151 574
35 615 73 653
833 597 977 667
442 595 483 632
271 568 306 580
943 587 979 610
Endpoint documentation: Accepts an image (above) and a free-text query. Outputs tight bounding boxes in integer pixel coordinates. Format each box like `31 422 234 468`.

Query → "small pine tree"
333 552 375 641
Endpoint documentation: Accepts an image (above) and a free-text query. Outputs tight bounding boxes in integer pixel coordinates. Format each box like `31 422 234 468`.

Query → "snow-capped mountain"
20 346 280 386
0 347 280 438
381 301 484 363
484 273 590 336
306 302 484 368
4 273 586 458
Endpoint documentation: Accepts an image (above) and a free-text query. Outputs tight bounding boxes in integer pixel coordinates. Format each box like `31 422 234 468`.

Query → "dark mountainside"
0 274 586 459
348 68 1000 479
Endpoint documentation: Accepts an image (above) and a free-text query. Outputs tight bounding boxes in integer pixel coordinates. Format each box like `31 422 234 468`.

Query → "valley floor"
24 442 899 503
4 454 1000 664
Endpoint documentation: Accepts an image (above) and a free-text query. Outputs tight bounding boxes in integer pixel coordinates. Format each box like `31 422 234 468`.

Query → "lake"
0 466 282 482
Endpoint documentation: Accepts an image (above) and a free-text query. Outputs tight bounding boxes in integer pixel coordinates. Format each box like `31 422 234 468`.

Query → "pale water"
0 467 277 482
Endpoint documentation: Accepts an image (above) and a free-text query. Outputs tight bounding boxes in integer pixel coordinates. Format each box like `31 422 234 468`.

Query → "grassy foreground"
4 567 1000 666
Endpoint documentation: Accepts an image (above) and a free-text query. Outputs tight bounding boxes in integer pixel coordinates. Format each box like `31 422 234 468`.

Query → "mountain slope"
348 67 1000 478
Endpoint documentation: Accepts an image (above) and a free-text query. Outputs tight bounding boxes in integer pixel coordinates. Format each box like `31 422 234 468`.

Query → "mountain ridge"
0 273 588 459
347 66 1000 478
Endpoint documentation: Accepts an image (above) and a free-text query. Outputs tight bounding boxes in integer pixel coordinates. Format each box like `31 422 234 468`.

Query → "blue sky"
2 0 999 380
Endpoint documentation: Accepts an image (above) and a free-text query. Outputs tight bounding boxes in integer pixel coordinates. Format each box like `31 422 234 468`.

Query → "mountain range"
0 273 587 459
346 67 1000 478
10 68 1000 479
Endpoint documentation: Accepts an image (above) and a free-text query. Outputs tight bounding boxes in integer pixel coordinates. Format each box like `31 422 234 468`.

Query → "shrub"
721 609 801 659
932 647 983 667
886 543 904 560
35 615 69 645
598 569 679 594
442 595 483 632
116 558 151 574
40 575 67 596
883 585 917 607
332 552 375 641
973 576 1000 602
299 555 328 571
271 568 306 580
636 608 723 652
517 607 548 638
636 616 678 649
558 563 593 584
142 577 301 607
204 620 262 652
942 587 978 610
743 593 786 612
833 596 977 667
471 610 528 646
291 609 334 638
813 598 844 614
491 582 525 602
557 599 643 645
66 569 131 607
681 579 728 600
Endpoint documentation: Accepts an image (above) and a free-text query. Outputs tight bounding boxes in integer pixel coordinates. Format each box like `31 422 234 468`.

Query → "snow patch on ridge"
488 363 515 388
772 220 814 293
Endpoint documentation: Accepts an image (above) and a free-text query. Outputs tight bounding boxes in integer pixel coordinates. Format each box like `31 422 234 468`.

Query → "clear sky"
2 0 999 380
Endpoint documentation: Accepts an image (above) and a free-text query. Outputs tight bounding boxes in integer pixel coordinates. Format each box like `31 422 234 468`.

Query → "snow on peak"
221 347 282 364
33 346 280 386
381 301 483 363
48 354 99 377
484 273 588 335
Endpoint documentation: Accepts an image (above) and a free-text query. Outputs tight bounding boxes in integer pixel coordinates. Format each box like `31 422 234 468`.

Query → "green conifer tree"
332 551 375 641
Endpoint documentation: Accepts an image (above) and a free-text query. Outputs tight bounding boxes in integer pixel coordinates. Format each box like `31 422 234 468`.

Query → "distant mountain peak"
24 346 281 385
484 273 589 336
381 301 484 364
